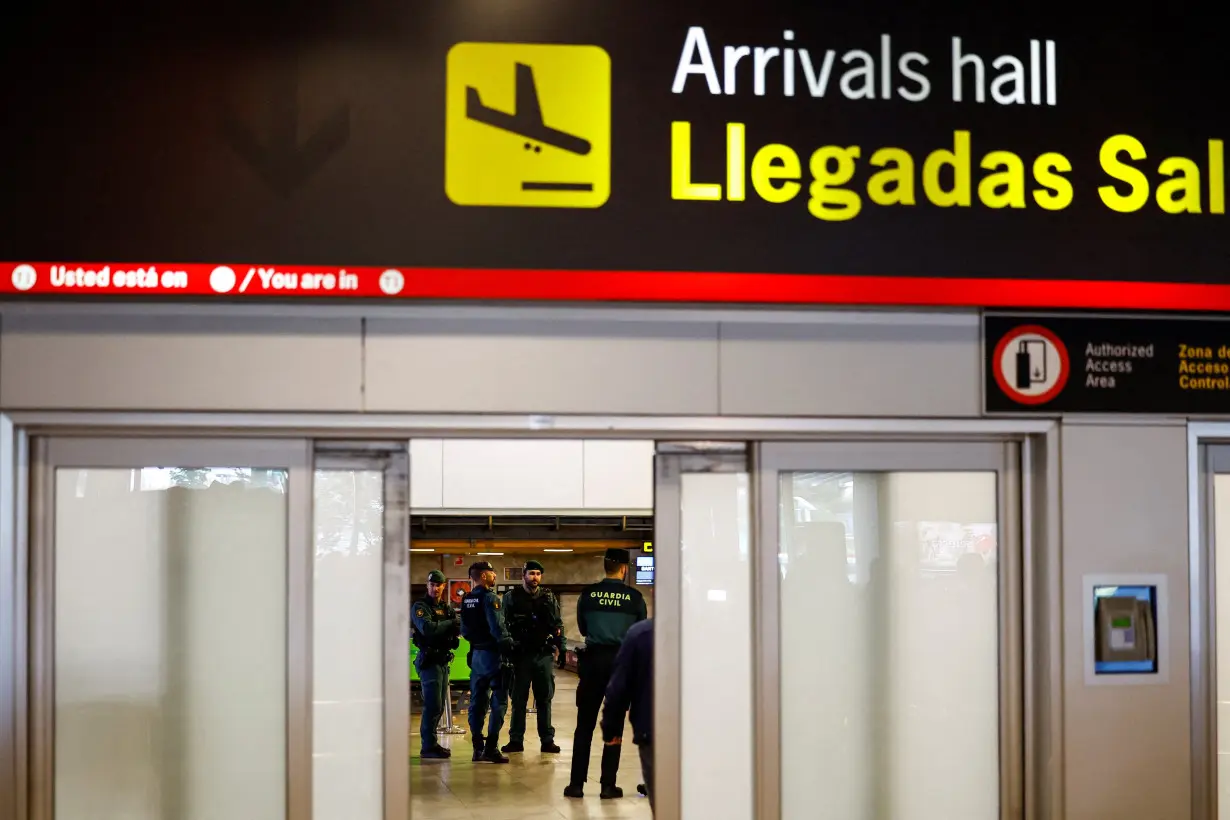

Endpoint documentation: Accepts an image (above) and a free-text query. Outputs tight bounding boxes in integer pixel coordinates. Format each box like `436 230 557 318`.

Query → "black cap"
426 570 446 584
604 548 631 564
470 560 494 574
524 559 545 573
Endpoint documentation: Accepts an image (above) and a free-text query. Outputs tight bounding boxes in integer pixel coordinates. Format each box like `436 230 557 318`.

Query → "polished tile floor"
411 671 652 820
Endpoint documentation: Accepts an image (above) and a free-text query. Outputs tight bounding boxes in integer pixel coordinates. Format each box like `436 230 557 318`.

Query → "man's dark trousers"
570 644 620 787
417 656 449 751
508 652 556 744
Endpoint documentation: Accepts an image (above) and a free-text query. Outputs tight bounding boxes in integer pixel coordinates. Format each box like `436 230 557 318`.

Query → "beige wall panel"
1060 422 1190 820
719 314 980 417
0 313 362 411
365 317 719 414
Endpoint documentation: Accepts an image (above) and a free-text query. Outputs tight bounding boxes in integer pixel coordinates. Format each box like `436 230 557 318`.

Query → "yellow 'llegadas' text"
670 123 1226 220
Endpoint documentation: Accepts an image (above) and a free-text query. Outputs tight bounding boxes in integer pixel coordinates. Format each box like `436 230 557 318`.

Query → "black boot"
600 785 624 800
482 742 509 764
420 746 449 760
500 741 524 753
563 784 584 799
541 740 561 753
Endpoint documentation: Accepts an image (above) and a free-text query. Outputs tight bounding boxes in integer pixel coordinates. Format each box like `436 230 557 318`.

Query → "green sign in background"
410 637 473 683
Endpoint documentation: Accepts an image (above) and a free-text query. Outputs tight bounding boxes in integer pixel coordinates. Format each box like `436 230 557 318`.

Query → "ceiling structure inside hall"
408 514 653 555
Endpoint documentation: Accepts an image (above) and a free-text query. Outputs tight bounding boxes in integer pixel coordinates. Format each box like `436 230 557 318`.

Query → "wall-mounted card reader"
1094 586 1157 672
1082 575 1166 685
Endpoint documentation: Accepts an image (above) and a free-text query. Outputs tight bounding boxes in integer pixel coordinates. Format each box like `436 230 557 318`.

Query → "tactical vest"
460 587 497 650
505 586 557 653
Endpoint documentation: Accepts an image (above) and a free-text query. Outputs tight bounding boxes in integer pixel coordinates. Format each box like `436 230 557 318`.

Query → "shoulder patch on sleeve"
493 600 501 610
414 605 426 618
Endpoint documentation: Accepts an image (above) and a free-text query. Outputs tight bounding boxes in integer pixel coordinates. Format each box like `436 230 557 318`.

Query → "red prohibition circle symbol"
992 324 1070 405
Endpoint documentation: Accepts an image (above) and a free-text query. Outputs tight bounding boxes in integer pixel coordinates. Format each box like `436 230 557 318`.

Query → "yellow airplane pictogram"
445 42 611 208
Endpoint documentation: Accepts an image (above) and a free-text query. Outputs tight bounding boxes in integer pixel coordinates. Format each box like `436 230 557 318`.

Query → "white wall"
0 311 362 411
0 306 980 418
409 438 653 511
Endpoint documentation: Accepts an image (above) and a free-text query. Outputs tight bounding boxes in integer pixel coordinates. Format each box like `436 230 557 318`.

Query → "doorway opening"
407 438 656 819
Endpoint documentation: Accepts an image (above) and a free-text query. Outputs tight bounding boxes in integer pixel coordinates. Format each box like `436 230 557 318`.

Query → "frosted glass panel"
54 467 287 820
680 472 753 820
780 471 999 820
1214 474 1230 819
314 470 384 820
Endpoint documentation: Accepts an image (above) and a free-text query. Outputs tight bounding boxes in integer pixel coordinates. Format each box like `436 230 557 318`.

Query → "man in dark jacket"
501 559 565 754
601 618 654 812
460 561 516 763
412 569 461 759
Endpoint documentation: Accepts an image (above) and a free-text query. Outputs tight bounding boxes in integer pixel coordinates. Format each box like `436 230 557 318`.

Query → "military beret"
426 570 446 583
524 559 545 573
604 548 631 564
470 560 494 574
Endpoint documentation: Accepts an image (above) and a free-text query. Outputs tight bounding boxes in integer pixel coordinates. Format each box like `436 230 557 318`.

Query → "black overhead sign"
5 2 1230 307
984 313 1230 414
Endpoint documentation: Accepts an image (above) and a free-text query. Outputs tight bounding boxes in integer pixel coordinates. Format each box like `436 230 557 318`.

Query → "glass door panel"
44 441 309 820
679 471 753 819
312 468 385 820
758 442 1018 820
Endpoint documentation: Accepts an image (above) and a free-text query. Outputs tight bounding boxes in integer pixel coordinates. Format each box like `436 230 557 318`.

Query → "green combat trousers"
507 652 556 744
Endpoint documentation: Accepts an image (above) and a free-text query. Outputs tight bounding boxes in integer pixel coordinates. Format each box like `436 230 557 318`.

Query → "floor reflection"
411 671 652 819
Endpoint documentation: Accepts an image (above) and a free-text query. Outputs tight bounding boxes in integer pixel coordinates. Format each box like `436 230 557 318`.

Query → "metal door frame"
1186 423 1230 820
3 435 413 820
313 442 410 820
23 437 314 820
653 442 750 820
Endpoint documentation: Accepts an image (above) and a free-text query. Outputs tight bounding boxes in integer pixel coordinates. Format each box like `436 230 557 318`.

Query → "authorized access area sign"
6 2 1230 306
984 313 1230 414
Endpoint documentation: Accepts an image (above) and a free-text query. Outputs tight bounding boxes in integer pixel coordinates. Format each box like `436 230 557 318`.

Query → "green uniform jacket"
577 577 647 647
412 595 460 663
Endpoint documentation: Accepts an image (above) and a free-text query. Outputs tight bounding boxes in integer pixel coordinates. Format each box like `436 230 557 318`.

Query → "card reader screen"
1094 584 1157 675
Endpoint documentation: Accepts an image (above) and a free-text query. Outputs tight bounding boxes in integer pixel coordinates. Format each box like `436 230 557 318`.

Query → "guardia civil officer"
564 548 648 800
460 561 515 763
412 570 461 759
501 559 565 754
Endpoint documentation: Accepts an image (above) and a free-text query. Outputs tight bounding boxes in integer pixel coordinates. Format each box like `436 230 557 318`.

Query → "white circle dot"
11 264 36 291
210 266 236 293
380 269 405 295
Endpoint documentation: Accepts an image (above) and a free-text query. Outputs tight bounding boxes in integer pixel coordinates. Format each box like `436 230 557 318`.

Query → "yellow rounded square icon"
445 42 611 209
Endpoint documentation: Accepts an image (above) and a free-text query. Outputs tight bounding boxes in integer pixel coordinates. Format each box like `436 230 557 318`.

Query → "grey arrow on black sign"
221 55 350 196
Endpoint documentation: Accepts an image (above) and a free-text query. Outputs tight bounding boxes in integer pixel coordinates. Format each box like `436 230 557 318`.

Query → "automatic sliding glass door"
26 437 409 820
30 438 312 820
755 441 1023 820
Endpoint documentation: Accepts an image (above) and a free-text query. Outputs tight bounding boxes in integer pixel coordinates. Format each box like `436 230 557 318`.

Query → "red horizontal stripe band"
1 262 1226 311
